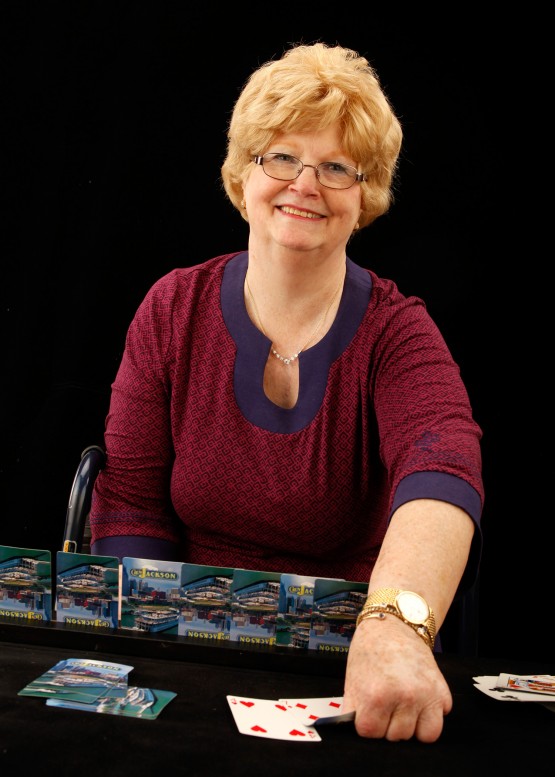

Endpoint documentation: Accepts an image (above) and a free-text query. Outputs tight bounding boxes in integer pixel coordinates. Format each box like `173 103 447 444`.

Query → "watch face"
396 591 429 624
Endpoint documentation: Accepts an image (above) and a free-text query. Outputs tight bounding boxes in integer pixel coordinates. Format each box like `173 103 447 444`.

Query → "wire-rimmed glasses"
253 153 366 190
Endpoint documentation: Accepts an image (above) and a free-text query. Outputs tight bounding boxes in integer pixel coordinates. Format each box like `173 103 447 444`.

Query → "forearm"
343 499 474 741
369 498 475 628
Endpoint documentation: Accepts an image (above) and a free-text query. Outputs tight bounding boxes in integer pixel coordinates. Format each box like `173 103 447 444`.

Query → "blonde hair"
221 42 403 229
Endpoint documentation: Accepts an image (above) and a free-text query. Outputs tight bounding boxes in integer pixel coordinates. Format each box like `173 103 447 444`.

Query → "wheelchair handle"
62 445 106 553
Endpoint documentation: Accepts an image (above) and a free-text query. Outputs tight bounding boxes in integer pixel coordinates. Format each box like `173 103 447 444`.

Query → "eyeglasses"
253 152 367 190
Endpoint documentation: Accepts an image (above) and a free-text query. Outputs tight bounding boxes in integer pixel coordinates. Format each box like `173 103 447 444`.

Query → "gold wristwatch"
356 588 436 649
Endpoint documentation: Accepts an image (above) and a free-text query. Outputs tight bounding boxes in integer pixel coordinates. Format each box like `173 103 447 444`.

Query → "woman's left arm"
343 497 475 743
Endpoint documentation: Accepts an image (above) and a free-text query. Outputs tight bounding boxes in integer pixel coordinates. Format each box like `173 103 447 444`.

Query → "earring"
353 222 360 231
241 198 246 210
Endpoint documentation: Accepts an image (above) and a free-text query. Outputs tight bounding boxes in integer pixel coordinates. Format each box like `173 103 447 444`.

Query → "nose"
291 164 320 191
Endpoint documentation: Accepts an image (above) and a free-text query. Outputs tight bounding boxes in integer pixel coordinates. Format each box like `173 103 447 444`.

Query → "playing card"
18 657 134 703
473 676 555 703
226 695 321 741
495 673 555 696
279 696 355 726
46 686 177 719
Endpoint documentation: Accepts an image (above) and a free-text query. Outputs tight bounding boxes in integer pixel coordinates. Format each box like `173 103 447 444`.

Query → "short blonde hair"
221 42 403 229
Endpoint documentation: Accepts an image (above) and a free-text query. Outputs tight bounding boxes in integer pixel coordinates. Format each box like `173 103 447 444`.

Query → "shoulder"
347 263 448 360
148 253 241 298
347 259 423 310
350 263 431 329
126 253 241 343
135 253 241 316
368 271 423 313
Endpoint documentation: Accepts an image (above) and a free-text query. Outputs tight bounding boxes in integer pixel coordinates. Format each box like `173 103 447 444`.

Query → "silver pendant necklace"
245 273 343 365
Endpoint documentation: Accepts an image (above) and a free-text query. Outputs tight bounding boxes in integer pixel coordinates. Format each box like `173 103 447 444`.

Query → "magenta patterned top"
90 251 483 588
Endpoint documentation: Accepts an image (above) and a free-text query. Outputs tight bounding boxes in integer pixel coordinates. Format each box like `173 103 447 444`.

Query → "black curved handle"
62 445 106 553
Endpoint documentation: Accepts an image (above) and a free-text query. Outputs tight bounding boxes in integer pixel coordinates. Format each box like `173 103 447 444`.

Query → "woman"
90 42 483 742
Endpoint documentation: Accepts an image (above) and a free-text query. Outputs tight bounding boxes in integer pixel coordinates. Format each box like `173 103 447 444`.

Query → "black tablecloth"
0 622 552 776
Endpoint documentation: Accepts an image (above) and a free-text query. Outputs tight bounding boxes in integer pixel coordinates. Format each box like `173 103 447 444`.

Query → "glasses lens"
262 153 301 181
317 162 358 189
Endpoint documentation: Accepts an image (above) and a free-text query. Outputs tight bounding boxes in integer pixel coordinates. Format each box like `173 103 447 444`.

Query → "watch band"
356 588 436 649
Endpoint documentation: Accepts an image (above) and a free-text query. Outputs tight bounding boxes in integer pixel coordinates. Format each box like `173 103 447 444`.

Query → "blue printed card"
120 557 184 635
276 572 316 648
18 657 133 703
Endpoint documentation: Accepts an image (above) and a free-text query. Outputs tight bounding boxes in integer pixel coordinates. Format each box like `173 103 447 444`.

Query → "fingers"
351 696 450 743
343 616 453 742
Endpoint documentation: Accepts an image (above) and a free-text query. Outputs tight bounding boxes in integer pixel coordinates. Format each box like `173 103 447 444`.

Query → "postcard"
308 578 368 653
18 657 133 704
46 686 176 719
121 557 184 635
55 551 120 629
179 563 234 641
276 572 316 648
0 545 52 622
229 568 281 646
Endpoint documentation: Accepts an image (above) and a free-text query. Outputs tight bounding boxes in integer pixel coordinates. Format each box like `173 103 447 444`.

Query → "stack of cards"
0 544 369 655
474 672 555 712
226 695 354 741
18 657 176 719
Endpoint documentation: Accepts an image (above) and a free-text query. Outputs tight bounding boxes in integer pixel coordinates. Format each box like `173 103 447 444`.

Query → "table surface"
0 621 552 776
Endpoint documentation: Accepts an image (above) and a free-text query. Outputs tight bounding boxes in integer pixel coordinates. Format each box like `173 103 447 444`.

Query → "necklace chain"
245 272 343 366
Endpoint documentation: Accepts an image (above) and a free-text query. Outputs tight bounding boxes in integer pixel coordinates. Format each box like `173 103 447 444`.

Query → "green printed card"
0 545 52 623
308 578 368 654
55 551 120 629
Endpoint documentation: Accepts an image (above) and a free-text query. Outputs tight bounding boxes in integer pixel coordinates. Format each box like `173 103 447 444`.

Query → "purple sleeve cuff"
90 536 178 563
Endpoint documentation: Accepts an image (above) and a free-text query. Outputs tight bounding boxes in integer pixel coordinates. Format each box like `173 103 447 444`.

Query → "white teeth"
280 206 321 219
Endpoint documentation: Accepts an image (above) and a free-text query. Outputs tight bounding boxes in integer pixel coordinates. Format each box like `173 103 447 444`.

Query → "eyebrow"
267 147 356 164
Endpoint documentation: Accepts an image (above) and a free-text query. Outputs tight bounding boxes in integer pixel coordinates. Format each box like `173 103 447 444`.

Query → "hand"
343 614 452 742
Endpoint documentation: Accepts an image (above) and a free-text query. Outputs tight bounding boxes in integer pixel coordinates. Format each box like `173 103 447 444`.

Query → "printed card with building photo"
55 551 120 628
18 657 133 704
46 685 177 719
120 557 185 635
229 568 282 646
179 562 235 640
276 572 316 648
308 578 368 654
0 545 52 623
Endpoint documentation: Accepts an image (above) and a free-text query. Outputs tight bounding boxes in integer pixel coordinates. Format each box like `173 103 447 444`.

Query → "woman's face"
243 123 362 258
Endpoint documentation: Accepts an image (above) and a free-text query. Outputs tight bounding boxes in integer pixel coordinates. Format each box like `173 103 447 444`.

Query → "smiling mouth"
279 205 323 219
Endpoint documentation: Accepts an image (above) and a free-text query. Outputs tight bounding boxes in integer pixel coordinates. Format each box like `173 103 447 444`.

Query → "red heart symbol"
240 701 255 707
251 725 267 732
289 730 306 737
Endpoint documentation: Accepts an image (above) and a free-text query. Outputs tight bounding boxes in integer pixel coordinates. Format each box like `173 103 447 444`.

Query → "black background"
3 6 539 661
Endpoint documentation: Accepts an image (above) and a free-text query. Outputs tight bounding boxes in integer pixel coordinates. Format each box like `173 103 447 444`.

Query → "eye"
268 153 299 165
320 162 351 176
